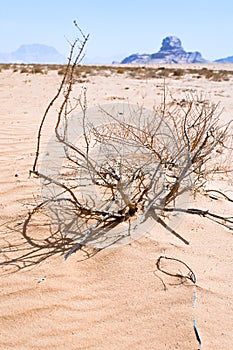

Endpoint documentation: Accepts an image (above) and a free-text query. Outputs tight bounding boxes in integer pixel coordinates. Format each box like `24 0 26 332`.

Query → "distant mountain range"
0 44 66 64
0 38 232 64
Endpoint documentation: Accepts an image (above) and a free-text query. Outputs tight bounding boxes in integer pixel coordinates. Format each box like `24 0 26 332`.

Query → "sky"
1 0 233 63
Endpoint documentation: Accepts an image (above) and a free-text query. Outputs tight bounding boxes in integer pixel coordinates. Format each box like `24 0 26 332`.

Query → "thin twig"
205 189 233 202
156 255 196 284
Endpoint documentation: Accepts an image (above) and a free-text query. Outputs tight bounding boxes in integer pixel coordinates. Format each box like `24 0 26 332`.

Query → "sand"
0 66 233 349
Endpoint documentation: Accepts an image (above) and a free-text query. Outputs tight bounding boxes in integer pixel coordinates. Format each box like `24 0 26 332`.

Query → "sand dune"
0 66 233 349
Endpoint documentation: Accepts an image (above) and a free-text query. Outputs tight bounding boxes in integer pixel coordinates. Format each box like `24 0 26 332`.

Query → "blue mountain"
0 44 66 64
214 56 233 63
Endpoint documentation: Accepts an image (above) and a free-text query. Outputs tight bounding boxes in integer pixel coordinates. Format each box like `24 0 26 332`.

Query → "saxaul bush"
28 23 233 260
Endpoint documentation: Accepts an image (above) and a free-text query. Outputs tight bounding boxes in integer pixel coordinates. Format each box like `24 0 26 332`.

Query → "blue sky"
1 0 233 63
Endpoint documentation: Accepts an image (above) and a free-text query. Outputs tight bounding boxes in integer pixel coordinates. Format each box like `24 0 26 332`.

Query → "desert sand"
0 65 233 349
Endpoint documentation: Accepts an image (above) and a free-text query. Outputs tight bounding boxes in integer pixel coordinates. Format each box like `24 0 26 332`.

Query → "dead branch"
155 206 233 230
205 189 233 202
31 23 89 173
156 255 196 284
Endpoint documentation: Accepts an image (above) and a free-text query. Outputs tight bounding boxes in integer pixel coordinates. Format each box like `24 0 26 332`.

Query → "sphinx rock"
159 36 185 53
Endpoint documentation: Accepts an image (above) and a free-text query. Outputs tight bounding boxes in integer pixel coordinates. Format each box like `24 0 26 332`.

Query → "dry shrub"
58 68 66 75
11 22 232 261
30 47 233 258
32 65 46 74
2 23 232 272
116 67 126 74
20 66 30 74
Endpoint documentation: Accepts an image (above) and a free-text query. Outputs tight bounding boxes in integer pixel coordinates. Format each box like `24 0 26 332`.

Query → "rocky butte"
121 36 207 64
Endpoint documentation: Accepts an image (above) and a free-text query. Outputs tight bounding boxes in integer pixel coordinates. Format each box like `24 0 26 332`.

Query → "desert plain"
0 63 233 349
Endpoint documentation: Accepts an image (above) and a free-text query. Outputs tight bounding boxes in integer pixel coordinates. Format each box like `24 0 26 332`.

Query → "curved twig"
205 189 233 202
156 255 196 284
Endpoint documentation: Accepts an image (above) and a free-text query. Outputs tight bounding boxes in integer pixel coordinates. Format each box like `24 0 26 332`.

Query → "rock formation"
121 36 207 64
